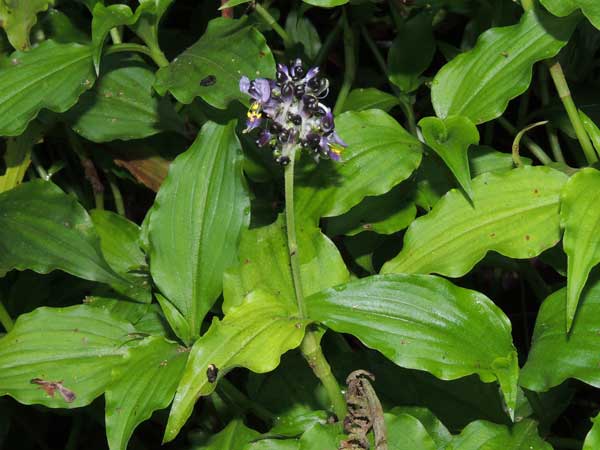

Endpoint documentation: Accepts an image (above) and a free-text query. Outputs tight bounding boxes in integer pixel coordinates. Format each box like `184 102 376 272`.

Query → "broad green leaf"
91 3 136 74
386 413 437 450
584 413 600 450
296 109 422 223
0 305 133 407
129 0 174 58
0 180 136 297
245 440 299 450
306 274 519 418
270 411 329 437
155 17 275 109
0 40 94 136
382 167 567 277
540 0 600 30
560 168 600 331
106 336 188 450
340 88 400 113
325 184 416 236
388 12 435 93
195 419 260 449
520 275 600 391
431 9 576 124
301 0 348 7
0 0 54 50
164 292 308 442
223 215 350 312
67 54 183 142
419 116 479 198
447 419 551 450
389 407 452 450
285 10 321 60
85 295 150 325
149 121 250 335
90 209 151 303
299 423 340 449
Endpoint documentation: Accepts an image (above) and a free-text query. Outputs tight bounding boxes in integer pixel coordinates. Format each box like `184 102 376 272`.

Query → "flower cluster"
240 59 346 165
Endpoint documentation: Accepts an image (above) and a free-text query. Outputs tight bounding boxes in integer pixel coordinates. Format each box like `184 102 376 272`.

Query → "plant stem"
539 66 565 163
105 43 169 68
546 60 598 164
254 3 292 48
283 147 347 420
107 173 126 216
334 10 357 116
315 15 344 67
30 150 48 180
218 378 274 423
109 28 122 45
497 117 553 165
0 294 14 332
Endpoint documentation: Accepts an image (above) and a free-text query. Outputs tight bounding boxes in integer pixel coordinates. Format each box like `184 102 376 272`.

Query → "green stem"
498 117 553 165
538 66 565 163
109 28 122 45
315 15 344 66
0 294 14 332
254 3 292 48
333 10 357 116
30 150 48 180
218 378 274 423
105 43 168 68
398 97 417 136
546 60 598 164
283 147 347 420
360 25 387 76
107 173 126 216
520 0 535 12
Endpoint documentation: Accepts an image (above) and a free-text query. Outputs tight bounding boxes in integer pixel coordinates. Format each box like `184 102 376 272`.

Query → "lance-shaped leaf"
154 17 275 109
431 8 576 124
223 215 350 312
540 0 600 30
419 116 479 198
520 275 600 392
149 120 250 336
305 274 519 418
0 305 133 408
584 413 600 450
0 180 137 298
67 54 183 142
195 419 259 450
105 336 188 450
0 0 54 50
164 292 308 442
0 40 94 136
295 109 422 223
448 419 551 450
91 3 136 74
382 167 567 277
560 168 600 331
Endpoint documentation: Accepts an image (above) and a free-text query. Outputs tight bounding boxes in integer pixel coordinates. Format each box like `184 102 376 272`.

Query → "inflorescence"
240 59 346 165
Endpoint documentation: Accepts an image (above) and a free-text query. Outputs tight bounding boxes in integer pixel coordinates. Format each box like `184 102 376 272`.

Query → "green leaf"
106 336 187 450
0 180 135 296
388 407 452 450
67 54 183 142
149 120 250 336
305 274 519 418
90 209 151 303
0 0 54 50
0 120 45 193
386 413 437 450
223 215 350 312
301 0 348 7
285 10 321 61
245 440 299 450
540 0 600 30
520 274 600 391
154 17 275 109
298 423 340 449
560 168 600 331
91 3 136 74
419 116 479 198
296 109 422 223
0 305 133 407
155 293 192 345
164 292 308 442
0 40 94 136
220 0 252 9
584 413 600 450
195 419 260 449
382 167 567 277
340 88 400 113
270 411 329 437
129 0 174 57
388 12 435 93
580 111 600 161
431 9 576 124
325 184 416 236
447 419 551 450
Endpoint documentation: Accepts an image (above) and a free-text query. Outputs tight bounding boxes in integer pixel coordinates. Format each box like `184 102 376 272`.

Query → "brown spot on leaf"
533 188 539 194
490 232 496 238
259 51 266 58
525 235 531 241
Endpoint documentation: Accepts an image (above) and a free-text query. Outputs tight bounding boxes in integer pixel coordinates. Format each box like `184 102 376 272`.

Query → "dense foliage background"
2 0 600 449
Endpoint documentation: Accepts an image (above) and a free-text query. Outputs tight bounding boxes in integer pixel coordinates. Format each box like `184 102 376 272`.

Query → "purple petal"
244 116 262 133
330 131 347 147
239 76 250 94
253 78 272 103
257 129 272 147
305 67 319 81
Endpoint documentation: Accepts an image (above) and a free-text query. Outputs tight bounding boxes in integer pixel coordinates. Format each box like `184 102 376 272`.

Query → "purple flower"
239 59 347 164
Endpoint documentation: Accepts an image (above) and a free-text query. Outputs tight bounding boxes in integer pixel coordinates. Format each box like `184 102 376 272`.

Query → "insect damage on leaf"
31 378 77 403
200 75 217 87
206 364 219 383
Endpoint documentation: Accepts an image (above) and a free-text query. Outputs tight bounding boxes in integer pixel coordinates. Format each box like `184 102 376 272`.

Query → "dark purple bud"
321 110 334 132
306 132 320 148
270 121 283 134
302 94 318 110
288 113 302 126
276 156 290 165
257 129 272 147
294 83 305 99
281 82 294 99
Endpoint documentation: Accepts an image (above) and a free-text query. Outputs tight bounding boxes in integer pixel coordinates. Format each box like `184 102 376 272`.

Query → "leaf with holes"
306 274 519 418
382 167 567 277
